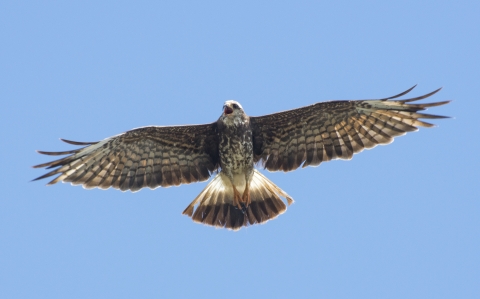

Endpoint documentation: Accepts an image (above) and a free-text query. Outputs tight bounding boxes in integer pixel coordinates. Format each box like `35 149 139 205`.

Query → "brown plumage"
34 125 219 191
33 85 449 230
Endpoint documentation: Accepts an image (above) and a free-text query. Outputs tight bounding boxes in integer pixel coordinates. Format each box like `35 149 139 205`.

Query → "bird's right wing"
250 86 450 172
33 123 220 192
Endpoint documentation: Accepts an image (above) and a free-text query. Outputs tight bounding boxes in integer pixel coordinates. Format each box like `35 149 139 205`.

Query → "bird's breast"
218 124 253 174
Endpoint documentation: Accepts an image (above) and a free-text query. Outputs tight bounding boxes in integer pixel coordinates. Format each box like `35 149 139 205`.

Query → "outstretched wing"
33 124 219 191
250 86 449 172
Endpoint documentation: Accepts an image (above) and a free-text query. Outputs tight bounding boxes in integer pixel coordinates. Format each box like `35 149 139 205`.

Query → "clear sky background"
1 1 479 298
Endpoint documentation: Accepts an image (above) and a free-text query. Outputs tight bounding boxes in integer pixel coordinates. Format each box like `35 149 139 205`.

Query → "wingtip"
31 175 43 182
431 86 443 96
32 163 45 169
398 87 446 104
29 178 49 184
60 138 96 145
382 84 417 101
420 100 451 108
36 149 79 156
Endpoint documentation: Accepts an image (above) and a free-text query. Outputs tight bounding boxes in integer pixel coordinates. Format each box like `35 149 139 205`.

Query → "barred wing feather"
250 86 449 172
33 124 220 192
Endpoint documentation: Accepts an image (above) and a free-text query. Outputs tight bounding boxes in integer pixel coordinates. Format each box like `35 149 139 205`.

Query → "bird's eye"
232 104 239 109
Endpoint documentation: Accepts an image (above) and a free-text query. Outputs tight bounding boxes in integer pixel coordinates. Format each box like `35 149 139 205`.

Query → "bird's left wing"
33 124 219 191
250 86 449 172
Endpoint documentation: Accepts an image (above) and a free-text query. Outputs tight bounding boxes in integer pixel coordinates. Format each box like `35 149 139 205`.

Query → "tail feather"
182 169 293 230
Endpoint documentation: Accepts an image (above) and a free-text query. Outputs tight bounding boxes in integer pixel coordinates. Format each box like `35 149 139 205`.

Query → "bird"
33 85 449 230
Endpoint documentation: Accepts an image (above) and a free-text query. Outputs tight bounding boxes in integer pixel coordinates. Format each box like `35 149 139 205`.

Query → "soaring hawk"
33 86 449 230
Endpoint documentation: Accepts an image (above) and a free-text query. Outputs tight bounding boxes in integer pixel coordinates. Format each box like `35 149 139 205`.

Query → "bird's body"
217 101 254 209
218 101 253 184
182 100 292 228
34 86 449 230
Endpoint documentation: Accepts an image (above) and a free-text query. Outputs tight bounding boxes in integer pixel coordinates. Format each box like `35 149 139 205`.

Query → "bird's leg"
226 171 246 210
232 184 243 210
241 181 251 207
241 170 253 207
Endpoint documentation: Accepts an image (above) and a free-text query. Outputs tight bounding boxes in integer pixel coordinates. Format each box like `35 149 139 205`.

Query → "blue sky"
1 1 479 298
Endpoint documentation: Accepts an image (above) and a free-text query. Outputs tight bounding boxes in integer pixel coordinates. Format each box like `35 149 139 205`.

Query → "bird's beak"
224 105 233 115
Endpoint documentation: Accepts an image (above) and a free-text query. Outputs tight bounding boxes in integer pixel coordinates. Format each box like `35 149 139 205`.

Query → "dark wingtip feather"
36 149 79 156
381 85 417 101
413 112 451 119
417 100 451 108
29 177 54 184
60 138 97 145
399 87 443 103
32 160 54 168
31 170 59 182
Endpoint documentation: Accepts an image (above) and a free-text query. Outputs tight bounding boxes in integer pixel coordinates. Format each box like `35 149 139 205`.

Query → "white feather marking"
183 169 294 215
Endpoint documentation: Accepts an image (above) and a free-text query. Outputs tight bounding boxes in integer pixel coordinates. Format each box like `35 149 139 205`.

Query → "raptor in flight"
33 86 449 230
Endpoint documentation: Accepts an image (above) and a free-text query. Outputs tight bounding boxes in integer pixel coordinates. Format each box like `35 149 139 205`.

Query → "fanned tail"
182 170 293 230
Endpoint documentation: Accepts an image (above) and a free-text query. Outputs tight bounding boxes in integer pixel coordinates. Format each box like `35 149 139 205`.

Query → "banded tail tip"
183 170 293 230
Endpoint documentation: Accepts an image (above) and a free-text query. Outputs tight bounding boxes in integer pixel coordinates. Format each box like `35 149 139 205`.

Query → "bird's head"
220 100 247 127
222 100 244 117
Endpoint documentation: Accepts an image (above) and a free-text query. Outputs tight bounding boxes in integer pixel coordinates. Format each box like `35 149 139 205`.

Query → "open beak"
224 106 233 115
